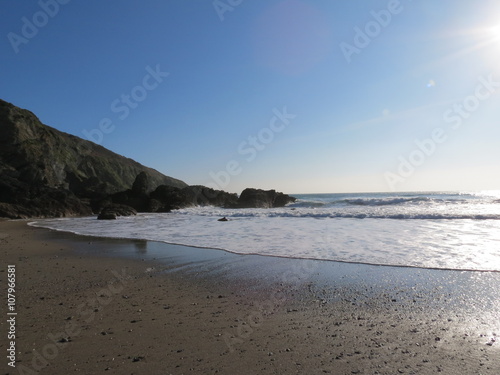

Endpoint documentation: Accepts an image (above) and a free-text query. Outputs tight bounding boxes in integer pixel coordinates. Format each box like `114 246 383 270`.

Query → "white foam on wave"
30 205 500 271
28 192 500 271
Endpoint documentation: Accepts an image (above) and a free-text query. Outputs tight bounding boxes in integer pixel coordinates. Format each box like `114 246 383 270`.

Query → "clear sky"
2 0 500 194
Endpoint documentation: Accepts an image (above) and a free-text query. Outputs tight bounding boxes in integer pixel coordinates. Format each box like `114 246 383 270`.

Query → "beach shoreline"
1 219 499 374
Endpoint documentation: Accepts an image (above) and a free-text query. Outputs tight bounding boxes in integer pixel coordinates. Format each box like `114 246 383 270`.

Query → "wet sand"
0 219 499 374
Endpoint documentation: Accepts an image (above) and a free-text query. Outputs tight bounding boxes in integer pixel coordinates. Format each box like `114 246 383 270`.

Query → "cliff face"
0 99 296 219
0 99 186 194
0 99 187 218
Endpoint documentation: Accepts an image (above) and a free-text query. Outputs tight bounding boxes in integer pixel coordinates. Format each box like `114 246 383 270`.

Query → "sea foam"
29 191 500 271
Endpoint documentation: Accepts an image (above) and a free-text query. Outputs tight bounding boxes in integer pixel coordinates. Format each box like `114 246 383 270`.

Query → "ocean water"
29 191 500 271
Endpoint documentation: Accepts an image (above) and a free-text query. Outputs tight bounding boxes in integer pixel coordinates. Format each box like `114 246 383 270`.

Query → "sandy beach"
1 219 499 374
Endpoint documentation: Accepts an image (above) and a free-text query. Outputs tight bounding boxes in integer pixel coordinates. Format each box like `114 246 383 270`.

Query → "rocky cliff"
0 99 296 219
0 99 187 218
97 176 295 218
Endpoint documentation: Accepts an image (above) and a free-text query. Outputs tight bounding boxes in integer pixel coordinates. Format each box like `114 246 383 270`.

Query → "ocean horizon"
29 190 500 272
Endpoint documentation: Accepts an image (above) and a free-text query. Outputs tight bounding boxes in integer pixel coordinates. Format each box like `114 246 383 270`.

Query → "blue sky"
2 0 500 194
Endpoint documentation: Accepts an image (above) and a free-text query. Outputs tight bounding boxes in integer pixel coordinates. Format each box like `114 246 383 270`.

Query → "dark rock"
98 204 137 220
108 185 149 212
233 188 296 208
0 99 297 218
132 171 149 194
98 185 292 213
181 185 238 208
0 99 186 195
149 185 186 211
0 174 92 218
97 212 117 220
107 204 137 216
0 99 187 218
146 198 163 213
148 185 238 211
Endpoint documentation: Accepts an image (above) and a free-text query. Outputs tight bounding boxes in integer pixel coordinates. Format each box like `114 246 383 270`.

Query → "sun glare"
488 24 500 40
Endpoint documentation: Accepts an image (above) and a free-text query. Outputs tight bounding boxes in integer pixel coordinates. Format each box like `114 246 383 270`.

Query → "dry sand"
0 219 499 374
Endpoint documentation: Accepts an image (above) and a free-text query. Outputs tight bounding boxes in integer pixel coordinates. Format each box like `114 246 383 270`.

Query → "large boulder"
148 185 186 211
148 185 238 211
132 171 149 194
97 204 137 220
95 173 153 216
181 186 238 208
109 188 149 212
233 188 296 208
